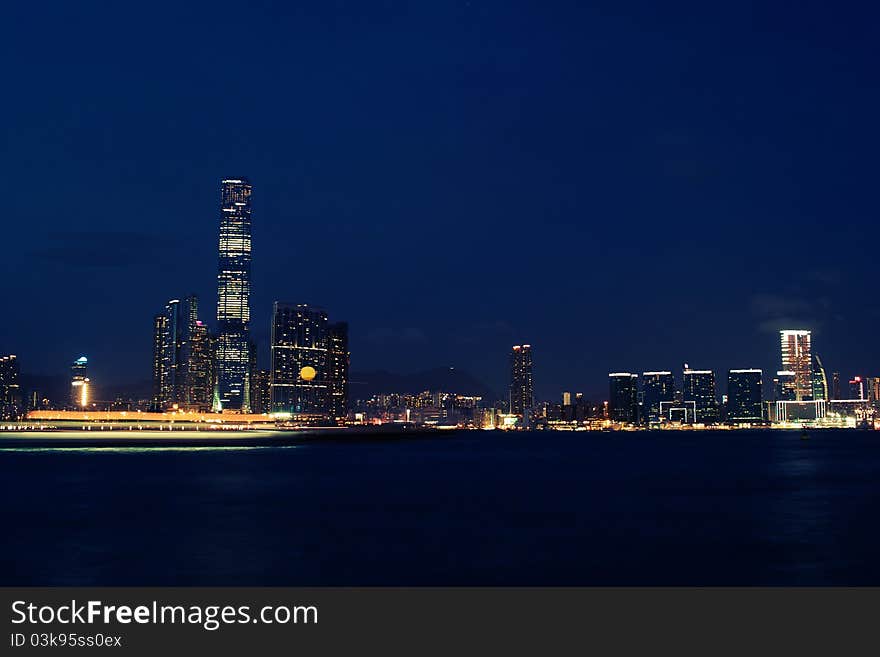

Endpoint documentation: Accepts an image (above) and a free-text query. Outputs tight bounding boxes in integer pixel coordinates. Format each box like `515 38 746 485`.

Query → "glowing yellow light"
300 366 317 381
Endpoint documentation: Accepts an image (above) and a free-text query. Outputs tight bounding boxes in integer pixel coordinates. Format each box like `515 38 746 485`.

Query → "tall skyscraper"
328 322 350 421
832 371 841 400
216 178 253 412
151 299 180 410
509 345 533 417
70 356 89 409
780 330 812 401
811 354 828 401
727 369 763 423
682 368 717 424
0 355 21 420
608 373 638 424
641 371 675 424
270 303 331 418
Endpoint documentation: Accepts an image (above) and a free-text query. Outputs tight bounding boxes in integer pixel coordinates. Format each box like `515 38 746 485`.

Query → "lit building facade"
70 356 90 409
811 354 828 401
609 373 638 424
152 296 213 411
727 369 763 423
0 354 21 420
509 345 533 417
780 330 813 401
216 178 253 412
641 371 675 424
682 368 717 424
270 303 331 418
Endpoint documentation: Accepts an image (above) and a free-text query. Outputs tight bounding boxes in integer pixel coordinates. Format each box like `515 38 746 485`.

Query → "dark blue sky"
1 0 878 399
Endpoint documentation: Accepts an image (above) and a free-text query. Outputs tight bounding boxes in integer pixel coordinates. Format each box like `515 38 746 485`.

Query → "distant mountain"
350 367 499 402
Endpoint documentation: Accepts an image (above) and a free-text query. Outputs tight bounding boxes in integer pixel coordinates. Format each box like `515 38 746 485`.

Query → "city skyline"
3 3 880 399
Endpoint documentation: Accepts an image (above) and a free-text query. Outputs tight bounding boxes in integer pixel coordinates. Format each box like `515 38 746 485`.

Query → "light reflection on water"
0 446 296 453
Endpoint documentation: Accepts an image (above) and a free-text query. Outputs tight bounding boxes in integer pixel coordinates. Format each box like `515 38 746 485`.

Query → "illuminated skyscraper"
609 373 638 424
328 322 350 421
216 178 253 412
811 354 828 401
509 345 533 417
682 368 717 424
151 299 180 410
70 356 90 409
151 296 213 411
270 303 331 418
727 369 763 423
780 330 812 401
641 371 675 424
0 355 21 420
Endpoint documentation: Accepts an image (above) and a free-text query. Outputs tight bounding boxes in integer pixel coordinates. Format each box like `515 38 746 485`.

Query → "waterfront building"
682 368 717 424
812 354 828 401
780 330 813 400
727 369 763 423
608 373 638 424
509 345 533 417
641 371 675 424
0 354 21 420
250 368 271 415
216 178 253 412
328 322 350 421
270 303 331 419
70 356 90 409
774 371 796 401
850 376 866 401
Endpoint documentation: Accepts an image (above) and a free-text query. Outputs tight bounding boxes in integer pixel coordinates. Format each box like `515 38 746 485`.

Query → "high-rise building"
682 368 717 424
811 354 828 401
609 373 638 424
641 371 675 424
0 355 21 420
832 371 841 400
250 368 271 415
509 345 533 417
270 303 331 418
727 369 763 423
774 371 796 401
780 330 813 401
850 376 866 400
151 296 213 411
151 299 181 410
216 178 253 412
328 322 350 421
70 356 90 409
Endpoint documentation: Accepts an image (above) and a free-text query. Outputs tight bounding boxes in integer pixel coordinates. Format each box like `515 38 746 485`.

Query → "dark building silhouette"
609 372 638 424
509 345 533 417
0 355 21 420
250 368 271 415
328 322 350 421
216 178 253 412
727 369 763 423
641 371 675 424
683 368 717 424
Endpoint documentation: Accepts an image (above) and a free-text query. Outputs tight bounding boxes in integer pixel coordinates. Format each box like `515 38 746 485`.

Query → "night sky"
2 1 878 400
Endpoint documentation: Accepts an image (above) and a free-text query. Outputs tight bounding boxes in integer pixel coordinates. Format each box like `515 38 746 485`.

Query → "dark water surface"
2 430 880 585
